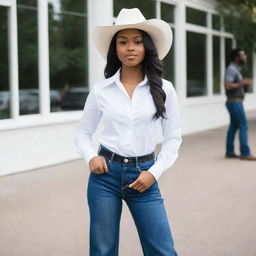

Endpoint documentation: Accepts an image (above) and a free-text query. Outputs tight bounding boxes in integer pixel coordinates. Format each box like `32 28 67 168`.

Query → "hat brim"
93 19 173 61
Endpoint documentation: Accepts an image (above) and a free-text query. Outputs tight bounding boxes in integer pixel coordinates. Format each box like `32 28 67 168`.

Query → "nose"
127 42 135 51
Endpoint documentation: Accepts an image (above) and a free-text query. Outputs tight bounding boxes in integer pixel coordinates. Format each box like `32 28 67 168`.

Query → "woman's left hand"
128 171 156 193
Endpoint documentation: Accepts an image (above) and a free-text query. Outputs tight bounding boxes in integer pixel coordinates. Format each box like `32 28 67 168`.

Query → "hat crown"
115 8 146 25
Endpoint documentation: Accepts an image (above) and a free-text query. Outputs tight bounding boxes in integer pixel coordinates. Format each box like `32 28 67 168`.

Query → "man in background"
224 48 256 160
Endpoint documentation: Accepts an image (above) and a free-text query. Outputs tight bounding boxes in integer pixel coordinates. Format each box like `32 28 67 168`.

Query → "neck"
120 65 144 83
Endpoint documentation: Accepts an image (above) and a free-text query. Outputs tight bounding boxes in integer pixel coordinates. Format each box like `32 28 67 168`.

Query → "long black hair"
104 29 166 120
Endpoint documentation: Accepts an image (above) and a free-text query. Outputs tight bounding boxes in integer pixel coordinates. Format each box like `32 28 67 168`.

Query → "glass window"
18 0 37 6
17 0 39 115
212 14 221 30
223 17 232 33
0 6 10 120
225 38 233 67
163 29 175 84
186 32 207 97
161 2 174 24
213 36 221 94
186 7 207 27
48 0 88 112
114 0 156 19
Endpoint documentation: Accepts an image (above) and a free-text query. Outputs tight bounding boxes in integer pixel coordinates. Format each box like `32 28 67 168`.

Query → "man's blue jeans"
225 101 250 156
87 146 178 256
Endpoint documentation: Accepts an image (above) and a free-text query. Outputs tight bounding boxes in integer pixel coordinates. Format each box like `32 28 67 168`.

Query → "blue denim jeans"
87 145 178 256
225 101 250 156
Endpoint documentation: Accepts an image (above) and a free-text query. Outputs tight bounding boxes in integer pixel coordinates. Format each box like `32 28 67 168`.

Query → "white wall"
0 123 78 176
181 96 256 135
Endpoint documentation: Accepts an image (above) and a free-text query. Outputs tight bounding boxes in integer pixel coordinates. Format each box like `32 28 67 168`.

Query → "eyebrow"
117 35 143 39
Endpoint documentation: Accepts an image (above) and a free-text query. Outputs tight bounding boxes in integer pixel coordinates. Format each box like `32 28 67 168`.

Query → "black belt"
227 98 243 102
98 145 155 164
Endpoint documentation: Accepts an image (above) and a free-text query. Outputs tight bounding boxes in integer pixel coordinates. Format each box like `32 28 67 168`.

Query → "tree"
216 0 256 52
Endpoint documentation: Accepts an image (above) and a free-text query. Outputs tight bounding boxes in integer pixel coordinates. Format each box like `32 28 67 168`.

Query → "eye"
118 41 126 45
135 40 143 44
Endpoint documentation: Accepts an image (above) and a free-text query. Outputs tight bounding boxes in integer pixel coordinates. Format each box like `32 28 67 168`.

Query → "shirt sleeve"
74 87 102 163
147 83 182 180
224 67 236 82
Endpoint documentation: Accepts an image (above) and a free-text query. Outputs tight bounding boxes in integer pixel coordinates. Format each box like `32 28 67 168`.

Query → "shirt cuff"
83 150 98 164
147 166 162 181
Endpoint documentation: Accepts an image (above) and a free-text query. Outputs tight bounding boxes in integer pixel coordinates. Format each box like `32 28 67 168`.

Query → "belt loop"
135 156 139 168
110 152 115 163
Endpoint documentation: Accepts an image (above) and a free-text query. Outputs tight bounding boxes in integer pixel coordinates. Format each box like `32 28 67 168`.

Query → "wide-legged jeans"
87 146 178 256
225 101 250 156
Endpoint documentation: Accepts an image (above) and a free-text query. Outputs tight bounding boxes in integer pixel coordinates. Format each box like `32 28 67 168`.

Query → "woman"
75 8 182 256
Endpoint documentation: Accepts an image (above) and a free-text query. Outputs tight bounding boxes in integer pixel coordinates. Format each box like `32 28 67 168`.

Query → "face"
237 50 247 64
116 29 145 68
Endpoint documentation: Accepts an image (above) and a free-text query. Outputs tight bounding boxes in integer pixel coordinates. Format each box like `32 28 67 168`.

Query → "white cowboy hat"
93 8 173 60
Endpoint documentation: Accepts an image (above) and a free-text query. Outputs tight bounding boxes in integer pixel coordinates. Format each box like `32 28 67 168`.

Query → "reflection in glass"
114 0 155 19
48 0 88 112
163 28 175 84
212 14 221 30
213 36 221 94
225 38 232 67
161 2 174 24
223 17 232 33
187 32 207 97
18 0 37 6
186 7 207 27
17 0 39 115
0 6 10 119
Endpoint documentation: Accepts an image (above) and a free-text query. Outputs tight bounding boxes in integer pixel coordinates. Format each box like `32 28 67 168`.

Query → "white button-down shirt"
75 68 182 180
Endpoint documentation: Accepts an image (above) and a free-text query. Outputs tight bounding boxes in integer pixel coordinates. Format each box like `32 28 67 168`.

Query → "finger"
93 168 101 174
137 184 146 192
102 158 109 173
98 166 105 174
95 166 103 174
134 186 143 192
128 180 138 188
90 166 97 174
131 181 143 191
137 188 144 193
91 169 98 174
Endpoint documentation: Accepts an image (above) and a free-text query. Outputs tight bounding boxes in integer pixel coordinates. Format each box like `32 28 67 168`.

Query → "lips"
126 55 137 59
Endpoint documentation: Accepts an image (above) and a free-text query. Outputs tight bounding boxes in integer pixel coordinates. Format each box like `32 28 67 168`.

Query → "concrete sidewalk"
1 114 256 256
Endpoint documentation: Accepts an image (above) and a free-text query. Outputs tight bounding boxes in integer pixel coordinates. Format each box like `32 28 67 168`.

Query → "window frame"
0 0 19 122
185 5 236 103
0 0 89 130
158 1 176 84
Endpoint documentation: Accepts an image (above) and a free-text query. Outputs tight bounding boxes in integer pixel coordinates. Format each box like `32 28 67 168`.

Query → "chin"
124 61 143 67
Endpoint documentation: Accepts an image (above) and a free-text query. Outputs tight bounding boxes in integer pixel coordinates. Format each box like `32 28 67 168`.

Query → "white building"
1 0 255 176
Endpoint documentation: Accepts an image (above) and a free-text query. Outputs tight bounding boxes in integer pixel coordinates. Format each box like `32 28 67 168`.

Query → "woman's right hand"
89 156 109 174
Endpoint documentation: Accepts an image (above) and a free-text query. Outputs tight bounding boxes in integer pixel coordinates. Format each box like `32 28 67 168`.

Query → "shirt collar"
101 68 148 88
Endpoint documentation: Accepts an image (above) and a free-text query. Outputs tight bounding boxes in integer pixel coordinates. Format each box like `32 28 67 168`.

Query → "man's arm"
225 78 252 91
